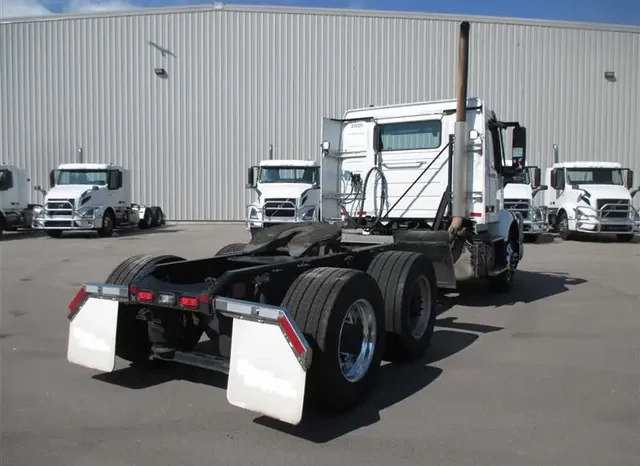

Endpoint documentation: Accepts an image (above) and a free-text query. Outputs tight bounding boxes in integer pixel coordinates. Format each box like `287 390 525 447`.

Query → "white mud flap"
219 298 312 426
67 295 119 373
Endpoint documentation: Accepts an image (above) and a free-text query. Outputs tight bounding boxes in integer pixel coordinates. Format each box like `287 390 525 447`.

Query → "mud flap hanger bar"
69 283 313 372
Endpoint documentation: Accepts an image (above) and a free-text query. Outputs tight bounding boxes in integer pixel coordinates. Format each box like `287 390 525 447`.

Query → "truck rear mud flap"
66 284 312 425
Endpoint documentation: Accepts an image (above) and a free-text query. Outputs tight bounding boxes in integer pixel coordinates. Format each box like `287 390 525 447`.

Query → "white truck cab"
544 160 640 242
0 164 44 237
245 159 321 234
500 166 549 241
33 163 165 238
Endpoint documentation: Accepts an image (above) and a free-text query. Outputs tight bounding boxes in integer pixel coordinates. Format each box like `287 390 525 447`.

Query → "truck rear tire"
105 254 202 364
280 267 386 412
216 242 248 255
367 250 438 362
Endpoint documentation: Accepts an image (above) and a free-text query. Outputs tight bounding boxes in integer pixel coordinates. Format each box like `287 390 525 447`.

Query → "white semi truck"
66 21 530 427
499 166 549 242
245 159 320 235
33 163 166 238
544 159 640 242
0 164 44 237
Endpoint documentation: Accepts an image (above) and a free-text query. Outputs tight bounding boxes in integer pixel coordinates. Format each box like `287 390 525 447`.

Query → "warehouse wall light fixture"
604 71 616 82
155 68 168 79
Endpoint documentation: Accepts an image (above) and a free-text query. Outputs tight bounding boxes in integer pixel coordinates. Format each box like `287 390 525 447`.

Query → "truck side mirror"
49 170 56 188
530 166 541 188
550 169 565 190
372 125 381 153
246 166 257 189
511 126 527 169
624 169 634 189
107 170 120 190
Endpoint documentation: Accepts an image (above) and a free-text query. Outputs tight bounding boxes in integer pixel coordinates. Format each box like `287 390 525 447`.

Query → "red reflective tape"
470 212 482 217
277 313 305 357
199 294 210 304
179 296 199 309
128 285 137 296
68 286 87 314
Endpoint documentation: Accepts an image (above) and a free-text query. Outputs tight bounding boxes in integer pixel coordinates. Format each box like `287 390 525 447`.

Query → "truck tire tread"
367 250 438 362
216 242 248 255
281 267 386 412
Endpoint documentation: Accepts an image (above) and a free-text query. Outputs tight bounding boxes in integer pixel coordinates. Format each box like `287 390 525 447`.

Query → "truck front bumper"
574 206 640 234
509 206 549 236
33 211 101 230
245 204 318 231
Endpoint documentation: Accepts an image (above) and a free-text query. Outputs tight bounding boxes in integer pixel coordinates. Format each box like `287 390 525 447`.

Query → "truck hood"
502 183 532 199
572 184 631 201
258 183 315 200
45 185 100 201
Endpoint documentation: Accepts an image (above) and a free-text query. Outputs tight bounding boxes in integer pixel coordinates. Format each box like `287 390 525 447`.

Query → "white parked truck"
499 165 549 242
0 164 44 237
544 152 640 242
33 163 165 238
66 21 530 427
245 159 320 235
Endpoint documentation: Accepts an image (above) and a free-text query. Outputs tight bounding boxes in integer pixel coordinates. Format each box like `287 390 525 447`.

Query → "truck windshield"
259 167 317 184
506 169 531 185
566 168 624 186
0 169 9 190
57 170 108 186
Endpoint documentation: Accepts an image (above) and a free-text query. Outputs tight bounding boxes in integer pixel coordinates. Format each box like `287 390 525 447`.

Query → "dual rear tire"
281 251 437 412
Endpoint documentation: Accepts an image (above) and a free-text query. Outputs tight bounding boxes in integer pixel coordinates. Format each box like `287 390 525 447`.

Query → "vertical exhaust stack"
449 21 471 235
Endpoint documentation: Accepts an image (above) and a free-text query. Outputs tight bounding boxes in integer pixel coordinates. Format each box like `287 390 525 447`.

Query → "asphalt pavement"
1 225 639 466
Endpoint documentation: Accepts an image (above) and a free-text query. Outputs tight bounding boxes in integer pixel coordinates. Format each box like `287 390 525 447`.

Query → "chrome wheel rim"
409 276 432 339
338 298 377 383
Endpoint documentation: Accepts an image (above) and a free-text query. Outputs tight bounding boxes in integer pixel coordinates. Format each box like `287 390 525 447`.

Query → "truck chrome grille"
597 199 629 219
45 198 75 217
264 198 296 218
503 198 530 220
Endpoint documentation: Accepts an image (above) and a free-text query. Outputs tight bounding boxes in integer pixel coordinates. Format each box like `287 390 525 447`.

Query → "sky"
0 0 639 25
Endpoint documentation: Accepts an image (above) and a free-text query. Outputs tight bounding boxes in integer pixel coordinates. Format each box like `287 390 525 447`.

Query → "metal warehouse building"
1 4 639 220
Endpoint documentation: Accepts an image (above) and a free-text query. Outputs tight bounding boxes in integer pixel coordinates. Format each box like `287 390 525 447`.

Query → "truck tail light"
137 290 154 302
179 296 199 309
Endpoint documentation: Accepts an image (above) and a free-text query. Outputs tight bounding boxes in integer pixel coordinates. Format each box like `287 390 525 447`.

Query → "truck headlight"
532 209 542 222
249 207 260 219
33 206 45 218
300 207 316 221
76 207 95 218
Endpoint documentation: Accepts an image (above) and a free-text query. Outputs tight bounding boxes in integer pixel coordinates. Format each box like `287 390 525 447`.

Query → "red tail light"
137 290 154 302
68 286 87 314
179 296 199 309
277 313 306 357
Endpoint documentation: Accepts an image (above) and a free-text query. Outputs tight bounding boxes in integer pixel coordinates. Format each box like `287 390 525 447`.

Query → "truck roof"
58 163 124 170
553 161 622 169
343 97 484 121
259 159 319 167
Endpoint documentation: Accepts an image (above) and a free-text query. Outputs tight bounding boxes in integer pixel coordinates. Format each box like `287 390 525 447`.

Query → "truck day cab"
544 159 640 242
499 166 549 242
245 159 320 235
0 164 44 237
65 21 531 427
33 163 166 238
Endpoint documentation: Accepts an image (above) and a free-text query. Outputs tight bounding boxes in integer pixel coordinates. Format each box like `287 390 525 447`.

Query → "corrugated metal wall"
1 6 639 220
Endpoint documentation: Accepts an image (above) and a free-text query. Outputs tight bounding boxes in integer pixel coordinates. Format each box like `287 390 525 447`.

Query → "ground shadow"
51 225 183 239
253 321 502 443
561 233 640 244
0 230 46 241
437 270 587 313
92 322 501 443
